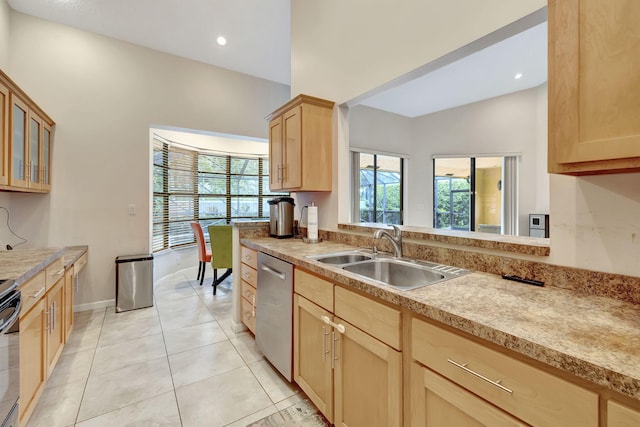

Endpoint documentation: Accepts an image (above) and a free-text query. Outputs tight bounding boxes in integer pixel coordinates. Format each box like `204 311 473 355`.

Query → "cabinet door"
269 117 283 191
333 317 402 427
282 105 302 189
9 94 28 188
27 113 41 189
64 266 74 342
608 400 640 427
0 81 8 186
293 295 333 422
46 277 65 376
40 122 52 191
410 363 527 427
549 0 640 174
19 298 46 423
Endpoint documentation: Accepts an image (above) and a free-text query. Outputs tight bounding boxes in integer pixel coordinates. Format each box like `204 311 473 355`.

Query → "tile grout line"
71 306 107 426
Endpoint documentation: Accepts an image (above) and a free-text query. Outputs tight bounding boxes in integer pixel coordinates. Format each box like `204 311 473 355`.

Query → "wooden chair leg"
199 262 206 286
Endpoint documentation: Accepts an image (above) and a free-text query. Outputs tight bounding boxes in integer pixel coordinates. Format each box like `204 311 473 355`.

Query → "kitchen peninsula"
234 221 640 426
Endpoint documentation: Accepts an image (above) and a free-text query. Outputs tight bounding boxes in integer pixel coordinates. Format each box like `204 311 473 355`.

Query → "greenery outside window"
153 138 285 252
352 151 404 225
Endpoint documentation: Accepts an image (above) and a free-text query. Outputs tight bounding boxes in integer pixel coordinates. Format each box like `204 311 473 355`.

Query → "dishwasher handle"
260 264 286 280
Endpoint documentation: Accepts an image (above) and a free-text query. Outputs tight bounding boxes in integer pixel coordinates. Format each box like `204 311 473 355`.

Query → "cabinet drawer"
241 296 256 334
19 270 46 317
334 286 401 350
241 246 258 269
411 318 598 427
45 257 65 290
241 280 256 305
74 252 88 273
241 264 257 287
294 268 334 312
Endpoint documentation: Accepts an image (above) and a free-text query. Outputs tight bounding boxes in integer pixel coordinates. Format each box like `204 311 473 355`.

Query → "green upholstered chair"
208 224 233 295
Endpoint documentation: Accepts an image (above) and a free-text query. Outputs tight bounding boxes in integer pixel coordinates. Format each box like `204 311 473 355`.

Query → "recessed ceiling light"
216 36 227 46
514 73 523 79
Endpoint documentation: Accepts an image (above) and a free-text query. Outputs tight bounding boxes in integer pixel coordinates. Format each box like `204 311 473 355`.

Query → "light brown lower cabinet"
410 362 526 427
293 268 402 427
608 400 640 427
18 252 87 426
411 317 598 427
46 276 65 375
64 265 74 342
18 297 46 424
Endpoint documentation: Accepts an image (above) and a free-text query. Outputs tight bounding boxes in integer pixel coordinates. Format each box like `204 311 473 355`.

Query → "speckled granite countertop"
0 246 88 285
241 237 640 401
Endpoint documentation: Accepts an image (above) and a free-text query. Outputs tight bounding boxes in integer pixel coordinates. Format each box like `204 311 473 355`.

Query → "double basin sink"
307 250 470 291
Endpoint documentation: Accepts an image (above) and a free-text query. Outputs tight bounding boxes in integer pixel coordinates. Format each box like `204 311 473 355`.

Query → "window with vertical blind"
152 138 285 252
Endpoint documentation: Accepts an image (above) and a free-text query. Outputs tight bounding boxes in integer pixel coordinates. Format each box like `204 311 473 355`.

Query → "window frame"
153 138 283 252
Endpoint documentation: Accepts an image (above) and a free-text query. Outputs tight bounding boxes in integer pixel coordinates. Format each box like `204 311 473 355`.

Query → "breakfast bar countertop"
0 245 88 285
241 237 640 401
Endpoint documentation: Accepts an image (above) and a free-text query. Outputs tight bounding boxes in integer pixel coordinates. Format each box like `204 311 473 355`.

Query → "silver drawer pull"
31 288 45 299
447 358 513 394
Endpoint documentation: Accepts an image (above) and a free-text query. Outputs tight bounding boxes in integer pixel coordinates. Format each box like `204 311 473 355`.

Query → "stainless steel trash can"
116 254 154 312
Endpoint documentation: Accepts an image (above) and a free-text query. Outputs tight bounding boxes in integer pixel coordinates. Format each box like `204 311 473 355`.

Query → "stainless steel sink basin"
345 259 453 290
309 252 374 265
307 250 470 291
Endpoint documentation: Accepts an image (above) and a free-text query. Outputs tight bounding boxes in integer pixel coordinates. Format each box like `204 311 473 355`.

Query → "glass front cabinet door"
10 94 28 189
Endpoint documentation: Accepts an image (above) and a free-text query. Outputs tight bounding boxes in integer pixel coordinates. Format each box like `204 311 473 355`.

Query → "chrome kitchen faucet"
373 225 403 257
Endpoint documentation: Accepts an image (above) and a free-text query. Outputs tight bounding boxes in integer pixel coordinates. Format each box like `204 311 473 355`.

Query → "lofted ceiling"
7 0 292 85
7 2 546 118
359 21 547 118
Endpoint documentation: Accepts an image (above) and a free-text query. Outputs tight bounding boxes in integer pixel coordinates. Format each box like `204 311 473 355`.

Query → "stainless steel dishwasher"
256 252 293 381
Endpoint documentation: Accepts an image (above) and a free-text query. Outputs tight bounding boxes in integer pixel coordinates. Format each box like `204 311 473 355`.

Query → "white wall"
6 12 289 306
349 86 548 235
0 0 9 70
409 85 547 236
291 0 545 232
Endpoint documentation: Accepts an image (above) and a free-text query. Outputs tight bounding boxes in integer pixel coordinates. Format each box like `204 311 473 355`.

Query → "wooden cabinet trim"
334 285 401 350
607 399 640 427
266 94 335 121
294 268 334 312
241 246 258 269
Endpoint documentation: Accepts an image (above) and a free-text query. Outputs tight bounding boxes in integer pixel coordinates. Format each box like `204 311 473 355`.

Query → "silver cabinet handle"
52 301 56 332
322 326 332 361
260 264 285 280
31 287 45 299
447 359 513 394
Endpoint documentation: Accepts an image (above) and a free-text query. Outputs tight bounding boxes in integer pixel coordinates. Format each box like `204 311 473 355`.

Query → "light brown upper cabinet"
1 69 54 192
548 0 640 175
267 94 334 191
0 81 8 186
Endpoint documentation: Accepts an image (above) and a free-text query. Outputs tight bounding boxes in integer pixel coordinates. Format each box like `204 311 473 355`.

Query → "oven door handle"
0 298 22 332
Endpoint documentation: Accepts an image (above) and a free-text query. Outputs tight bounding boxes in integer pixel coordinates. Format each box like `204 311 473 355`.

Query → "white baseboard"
73 299 115 313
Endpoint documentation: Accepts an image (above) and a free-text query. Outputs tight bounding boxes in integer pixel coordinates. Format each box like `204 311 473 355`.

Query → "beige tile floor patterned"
24 266 312 427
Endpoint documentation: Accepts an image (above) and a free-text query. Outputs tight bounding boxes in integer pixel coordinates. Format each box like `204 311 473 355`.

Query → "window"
433 156 518 234
352 152 404 224
153 138 284 252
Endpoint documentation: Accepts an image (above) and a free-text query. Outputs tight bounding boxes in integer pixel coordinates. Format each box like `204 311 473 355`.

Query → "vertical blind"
152 138 285 252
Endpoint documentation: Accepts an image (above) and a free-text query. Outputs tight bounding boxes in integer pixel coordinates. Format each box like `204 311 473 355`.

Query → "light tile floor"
25 266 316 427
